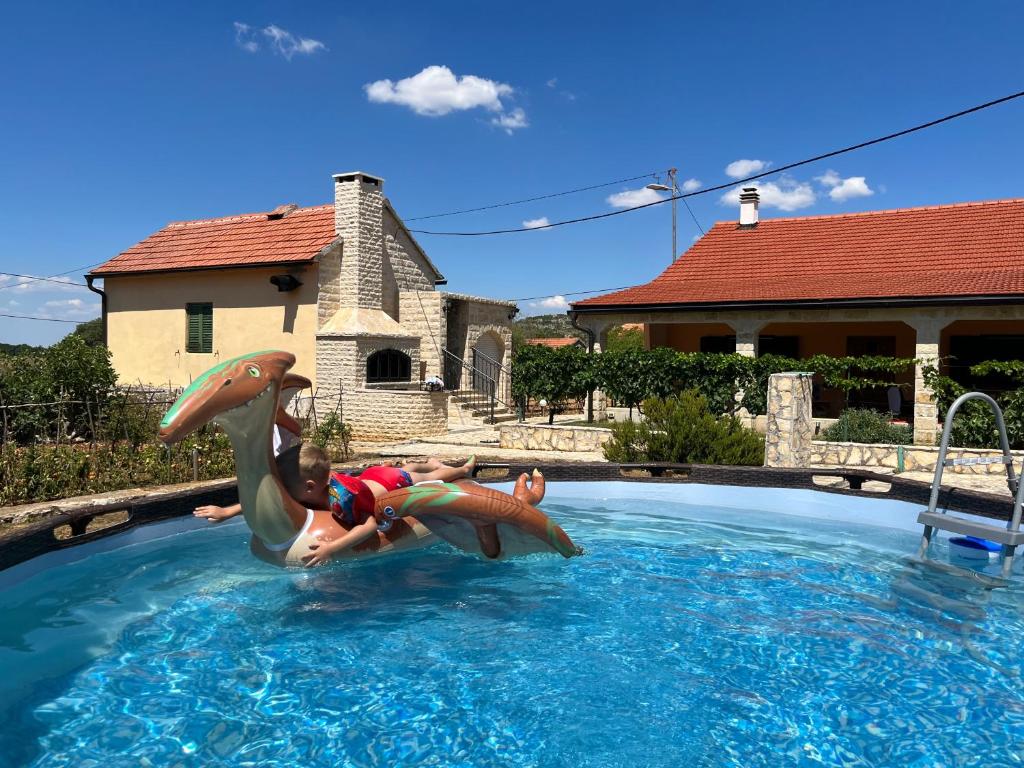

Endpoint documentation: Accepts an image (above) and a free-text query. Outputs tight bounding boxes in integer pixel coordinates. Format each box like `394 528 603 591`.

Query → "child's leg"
407 455 475 484
401 457 446 473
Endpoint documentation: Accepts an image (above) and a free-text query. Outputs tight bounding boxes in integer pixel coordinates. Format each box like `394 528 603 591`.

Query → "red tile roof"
91 204 337 275
574 198 1024 309
525 337 584 348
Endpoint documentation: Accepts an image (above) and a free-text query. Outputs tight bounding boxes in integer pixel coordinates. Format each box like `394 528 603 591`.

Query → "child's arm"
194 503 243 523
302 515 379 567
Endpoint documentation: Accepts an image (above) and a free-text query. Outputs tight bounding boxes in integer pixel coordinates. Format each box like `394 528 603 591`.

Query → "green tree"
605 325 644 353
71 317 104 347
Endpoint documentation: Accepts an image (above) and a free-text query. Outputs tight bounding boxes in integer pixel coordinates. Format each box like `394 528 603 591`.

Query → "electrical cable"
409 88 1024 236
0 272 89 288
404 172 660 221
0 312 87 324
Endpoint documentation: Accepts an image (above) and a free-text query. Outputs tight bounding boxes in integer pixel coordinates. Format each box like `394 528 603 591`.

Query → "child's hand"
194 505 233 523
302 537 336 568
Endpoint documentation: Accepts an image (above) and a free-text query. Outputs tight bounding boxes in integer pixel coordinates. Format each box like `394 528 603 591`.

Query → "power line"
404 172 660 221
0 272 89 288
512 285 640 302
0 261 106 292
0 312 90 324
410 88 1024 236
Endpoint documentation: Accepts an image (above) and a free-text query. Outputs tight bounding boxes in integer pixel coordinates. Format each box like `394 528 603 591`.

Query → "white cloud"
725 159 769 179
522 217 550 229
815 169 842 188
39 298 99 319
523 295 569 314
262 24 325 60
546 77 558 88
828 176 874 202
492 107 528 134
234 22 325 60
719 177 816 212
606 187 666 209
365 65 514 117
681 178 701 192
234 22 259 52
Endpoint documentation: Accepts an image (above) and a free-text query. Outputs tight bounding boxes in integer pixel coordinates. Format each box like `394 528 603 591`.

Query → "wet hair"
276 443 330 496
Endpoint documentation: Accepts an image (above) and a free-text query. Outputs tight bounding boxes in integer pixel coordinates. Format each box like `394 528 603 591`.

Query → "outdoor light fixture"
647 169 679 264
269 274 302 292
507 306 520 321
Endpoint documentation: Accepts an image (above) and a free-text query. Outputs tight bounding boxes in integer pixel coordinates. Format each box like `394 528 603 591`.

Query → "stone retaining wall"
811 441 1024 474
499 424 612 452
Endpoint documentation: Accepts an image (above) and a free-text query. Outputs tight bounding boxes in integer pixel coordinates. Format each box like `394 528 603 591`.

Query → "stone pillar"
734 326 760 358
584 321 609 421
911 320 943 446
764 372 814 467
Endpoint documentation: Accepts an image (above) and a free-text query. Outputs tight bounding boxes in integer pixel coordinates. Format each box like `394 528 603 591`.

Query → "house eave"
87 259 318 280
569 293 1024 315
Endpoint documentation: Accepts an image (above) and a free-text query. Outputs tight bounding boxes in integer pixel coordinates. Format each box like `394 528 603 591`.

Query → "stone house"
571 190 1024 445
88 171 515 440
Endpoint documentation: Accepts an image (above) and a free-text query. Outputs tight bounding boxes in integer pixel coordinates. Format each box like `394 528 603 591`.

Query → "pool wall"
0 462 1015 572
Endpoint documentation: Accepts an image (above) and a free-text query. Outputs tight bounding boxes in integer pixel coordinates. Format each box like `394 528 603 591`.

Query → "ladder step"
943 455 1013 467
917 511 1024 546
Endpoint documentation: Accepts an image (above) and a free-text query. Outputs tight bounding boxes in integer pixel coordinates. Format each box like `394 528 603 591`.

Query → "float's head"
158 350 295 444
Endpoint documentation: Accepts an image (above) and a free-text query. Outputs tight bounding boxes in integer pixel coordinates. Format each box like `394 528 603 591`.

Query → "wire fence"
0 384 348 507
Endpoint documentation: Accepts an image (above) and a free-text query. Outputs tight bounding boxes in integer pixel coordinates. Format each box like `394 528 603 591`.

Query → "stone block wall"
763 372 814 468
499 424 612 452
342 389 448 441
334 174 384 311
382 209 436 320
399 290 446 380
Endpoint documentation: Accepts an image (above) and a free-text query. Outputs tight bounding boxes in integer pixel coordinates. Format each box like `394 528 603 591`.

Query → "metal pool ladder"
917 392 1024 578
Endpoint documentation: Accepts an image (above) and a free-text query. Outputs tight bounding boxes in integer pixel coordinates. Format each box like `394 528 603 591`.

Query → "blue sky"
2 1 1023 345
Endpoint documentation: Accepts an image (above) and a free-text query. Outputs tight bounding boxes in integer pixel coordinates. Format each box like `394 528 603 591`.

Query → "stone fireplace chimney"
333 171 385 310
739 187 759 228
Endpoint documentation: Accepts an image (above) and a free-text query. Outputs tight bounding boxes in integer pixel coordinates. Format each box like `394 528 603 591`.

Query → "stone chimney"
739 187 759 228
333 171 385 310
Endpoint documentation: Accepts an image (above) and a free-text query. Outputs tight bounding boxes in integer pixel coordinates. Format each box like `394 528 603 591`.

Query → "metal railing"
917 391 1024 578
442 347 513 424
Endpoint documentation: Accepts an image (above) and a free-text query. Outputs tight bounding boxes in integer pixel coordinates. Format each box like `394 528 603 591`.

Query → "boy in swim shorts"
274 444 475 567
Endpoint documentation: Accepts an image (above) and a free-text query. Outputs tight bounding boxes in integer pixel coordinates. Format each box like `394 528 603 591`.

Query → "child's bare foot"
462 455 476 478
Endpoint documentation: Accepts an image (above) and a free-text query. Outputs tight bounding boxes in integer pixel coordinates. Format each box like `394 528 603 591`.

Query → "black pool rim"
0 463 1014 572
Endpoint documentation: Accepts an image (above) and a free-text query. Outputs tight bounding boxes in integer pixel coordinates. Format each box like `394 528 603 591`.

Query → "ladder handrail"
927 391 1018 515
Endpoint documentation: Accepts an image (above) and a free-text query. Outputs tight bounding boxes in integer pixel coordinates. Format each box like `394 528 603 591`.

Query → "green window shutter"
186 303 213 353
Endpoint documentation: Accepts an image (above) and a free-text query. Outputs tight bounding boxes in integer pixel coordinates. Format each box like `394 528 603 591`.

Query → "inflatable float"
158 350 579 567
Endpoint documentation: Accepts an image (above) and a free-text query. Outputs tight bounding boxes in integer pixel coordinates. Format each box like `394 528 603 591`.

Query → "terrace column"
731 319 763 358
910 319 944 446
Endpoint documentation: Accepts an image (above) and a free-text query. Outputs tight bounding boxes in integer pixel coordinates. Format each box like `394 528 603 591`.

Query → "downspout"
85 275 107 346
569 311 595 423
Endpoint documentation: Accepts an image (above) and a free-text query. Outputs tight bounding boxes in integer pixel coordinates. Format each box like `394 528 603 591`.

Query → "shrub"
603 390 764 466
310 414 352 461
512 344 592 424
820 409 913 445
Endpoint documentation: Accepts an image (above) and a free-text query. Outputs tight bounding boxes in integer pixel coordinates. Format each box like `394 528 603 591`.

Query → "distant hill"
513 313 585 341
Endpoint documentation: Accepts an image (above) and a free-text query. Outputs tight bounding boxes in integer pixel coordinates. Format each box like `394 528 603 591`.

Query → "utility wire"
410 88 1024 236
511 285 640 302
0 312 88 324
0 272 89 288
404 172 659 221
0 261 106 292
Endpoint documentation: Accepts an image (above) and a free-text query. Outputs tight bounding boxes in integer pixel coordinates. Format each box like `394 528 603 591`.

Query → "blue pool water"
1 483 1022 767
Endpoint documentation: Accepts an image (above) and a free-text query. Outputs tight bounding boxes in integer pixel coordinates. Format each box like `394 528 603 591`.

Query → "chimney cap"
332 171 385 186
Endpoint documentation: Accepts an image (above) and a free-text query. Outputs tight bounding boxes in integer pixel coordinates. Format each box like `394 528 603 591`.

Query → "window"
186 303 213 353
846 336 896 357
700 335 736 354
759 335 800 358
366 349 411 383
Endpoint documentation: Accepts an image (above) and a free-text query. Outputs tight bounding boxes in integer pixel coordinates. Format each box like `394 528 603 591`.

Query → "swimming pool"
1 482 1021 767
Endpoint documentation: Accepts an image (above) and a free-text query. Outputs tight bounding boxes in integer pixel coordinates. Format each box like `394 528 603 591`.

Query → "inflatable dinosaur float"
158 350 579 567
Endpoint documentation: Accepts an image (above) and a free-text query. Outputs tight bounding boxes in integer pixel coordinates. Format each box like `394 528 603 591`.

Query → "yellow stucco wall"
104 266 318 387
